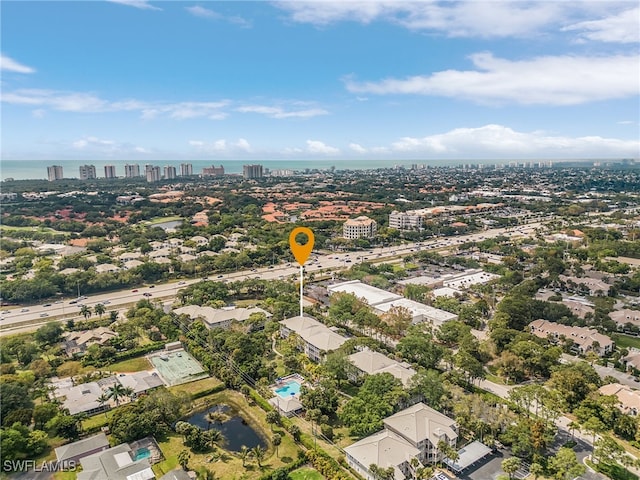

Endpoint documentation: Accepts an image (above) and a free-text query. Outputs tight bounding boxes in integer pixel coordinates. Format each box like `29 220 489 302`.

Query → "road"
0 221 543 334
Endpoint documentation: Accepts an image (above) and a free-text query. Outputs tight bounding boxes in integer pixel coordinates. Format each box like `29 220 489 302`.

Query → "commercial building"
79 164 97 180
163 166 177 180
124 164 140 178
47 165 64 181
389 211 424 230
180 163 193 176
104 165 117 178
343 216 377 239
202 165 225 176
243 164 263 179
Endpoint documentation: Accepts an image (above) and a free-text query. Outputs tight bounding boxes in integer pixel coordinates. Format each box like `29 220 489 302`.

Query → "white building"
343 216 377 240
47 165 64 181
279 315 347 362
389 211 423 230
79 164 97 180
347 348 416 387
345 403 458 480
174 305 271 330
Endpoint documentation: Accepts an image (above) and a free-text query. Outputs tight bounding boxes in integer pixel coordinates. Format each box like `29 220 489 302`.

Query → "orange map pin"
289 227 314 266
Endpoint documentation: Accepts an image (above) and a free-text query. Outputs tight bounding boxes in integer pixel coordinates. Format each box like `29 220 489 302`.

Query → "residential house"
529 319 614 356
95 263 121 274
55 433 110 467
599 383 640 416
562 299 595 319
279 315 347 362
610 309 640 329
347 348 416 387
559 275 611 296
63 327 117 357
78 443 155 480
345 403 458 480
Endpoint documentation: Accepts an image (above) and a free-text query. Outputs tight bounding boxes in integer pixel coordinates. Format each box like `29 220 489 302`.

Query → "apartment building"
180 163 193 176
47 165 64 181
242 164 263 179
79 164 97 180
124 164 140 178
104 165 117 178
279 315 347 362
529 319 614 356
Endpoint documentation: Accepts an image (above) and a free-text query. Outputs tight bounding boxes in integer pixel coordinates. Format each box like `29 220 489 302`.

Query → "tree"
32 403 58 430
80 304 92 320
178 449 190 470
529 462 543 480
239 445 250 467
548 447 585 480
94 303 106 318
252 445 265 468
501 457 520 479
583 416 605 457
107 384 134 406
266 410 281 431
408 370 445 409
287 423 301 442
34 322 63 345
272 433 282 458
0 382 34 425
47 414 80 440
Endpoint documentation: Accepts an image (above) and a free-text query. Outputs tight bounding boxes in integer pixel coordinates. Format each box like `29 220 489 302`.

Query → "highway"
0 221 543 333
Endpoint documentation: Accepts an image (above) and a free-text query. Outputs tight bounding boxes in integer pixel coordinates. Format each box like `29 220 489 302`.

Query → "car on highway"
40 313 49 317
217 275 224 278
20 308 29 312
143 293 152 297
69 300 78 304
148 285 155 288
42 303 52 307
1 310 9 315
103 300 111 305
178 281 186 285
132 289 139 293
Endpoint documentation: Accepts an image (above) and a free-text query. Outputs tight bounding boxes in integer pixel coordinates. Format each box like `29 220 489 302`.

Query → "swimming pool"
134 447 151 461
274 380 302 398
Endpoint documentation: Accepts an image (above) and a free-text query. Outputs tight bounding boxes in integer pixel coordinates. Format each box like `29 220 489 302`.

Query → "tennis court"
148 349 208 386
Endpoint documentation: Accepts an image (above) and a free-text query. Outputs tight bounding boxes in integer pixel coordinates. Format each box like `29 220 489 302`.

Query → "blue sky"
2 0 639 162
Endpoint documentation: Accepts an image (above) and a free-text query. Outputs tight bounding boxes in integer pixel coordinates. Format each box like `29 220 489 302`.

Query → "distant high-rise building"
47 165 64 182
202 165 225 176
104 165 116 179
124 164 140 178
180 163 193 176
145 164 161 182
164 166 177 180
79 164 97 180
242 164 263 179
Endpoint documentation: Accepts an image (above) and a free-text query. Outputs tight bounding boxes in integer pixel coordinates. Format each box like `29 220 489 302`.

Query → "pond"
184 405 267 452
152 220 183 231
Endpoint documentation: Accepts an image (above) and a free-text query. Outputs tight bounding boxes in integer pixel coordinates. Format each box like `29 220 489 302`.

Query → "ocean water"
0 158 462 181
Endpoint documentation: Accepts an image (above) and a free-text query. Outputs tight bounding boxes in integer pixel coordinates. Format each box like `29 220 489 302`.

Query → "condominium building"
103 165 116 179
529 319 614 356
163 166 177 180
343 216 377 239
47 165 64 181
389 210 424 230
242 164 263 179
145 165 161 183
180 163 193 176
124 164 140 178
202 165 225 176
79 164 97 180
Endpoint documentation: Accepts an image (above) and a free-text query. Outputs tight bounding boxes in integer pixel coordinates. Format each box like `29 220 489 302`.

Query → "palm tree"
272 433 282 458
567 421 580 440
80 305 92 320
107 383 134 406
94 303 106 318
239 445 250 468
205 428 222 449
252 445 265 468
97 393 110 417
178 449 190 470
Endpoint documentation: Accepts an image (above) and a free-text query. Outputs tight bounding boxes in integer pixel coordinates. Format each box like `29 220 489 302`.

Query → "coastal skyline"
2 0 639 162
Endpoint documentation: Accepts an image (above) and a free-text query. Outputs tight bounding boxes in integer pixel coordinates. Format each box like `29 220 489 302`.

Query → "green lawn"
109 356 151 372
145 216 183 225
612 333 640 350
289 467 325 480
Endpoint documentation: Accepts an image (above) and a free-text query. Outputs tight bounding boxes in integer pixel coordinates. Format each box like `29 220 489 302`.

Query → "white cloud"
2 89 230 119
236 104 328 119
1 54 35 73
563 6 640 43
275 1 568 38
349 143 367 153
185 6 220 19
306 140 340 155
345 53 639 105
32 109 46 119
71 136 152 156
186 5 251 27
389 124 640 158
188 138 253 153
108 0 161 11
